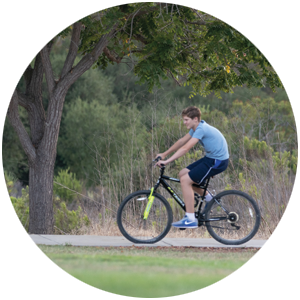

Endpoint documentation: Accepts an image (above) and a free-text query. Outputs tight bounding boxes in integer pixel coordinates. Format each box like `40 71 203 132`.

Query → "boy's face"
182 116 199 130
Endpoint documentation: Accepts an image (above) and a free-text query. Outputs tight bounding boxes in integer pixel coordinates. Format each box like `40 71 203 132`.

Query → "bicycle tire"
117 190 173 244
205 190 261 245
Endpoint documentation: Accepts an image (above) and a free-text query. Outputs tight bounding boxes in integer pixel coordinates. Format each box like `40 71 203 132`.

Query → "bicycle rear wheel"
117 190 173 244
205 190 261 245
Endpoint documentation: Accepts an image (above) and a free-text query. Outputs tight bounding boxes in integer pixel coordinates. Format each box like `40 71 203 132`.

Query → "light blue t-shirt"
189 120 229 160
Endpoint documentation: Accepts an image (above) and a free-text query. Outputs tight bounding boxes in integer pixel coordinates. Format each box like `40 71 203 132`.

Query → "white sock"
186 213 196 221
205 192 213 202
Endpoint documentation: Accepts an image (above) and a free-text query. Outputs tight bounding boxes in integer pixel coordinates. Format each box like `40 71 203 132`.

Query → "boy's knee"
180 173 193 185
179 168 189 179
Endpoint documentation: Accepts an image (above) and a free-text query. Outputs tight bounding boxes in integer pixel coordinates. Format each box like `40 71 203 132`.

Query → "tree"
58 98 146 186
7 3 283 233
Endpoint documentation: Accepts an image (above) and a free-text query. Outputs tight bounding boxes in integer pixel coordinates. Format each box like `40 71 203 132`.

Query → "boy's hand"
155 160 169 167
155 153 165 160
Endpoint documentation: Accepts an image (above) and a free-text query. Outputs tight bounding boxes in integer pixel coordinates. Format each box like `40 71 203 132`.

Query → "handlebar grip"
153 156 162 162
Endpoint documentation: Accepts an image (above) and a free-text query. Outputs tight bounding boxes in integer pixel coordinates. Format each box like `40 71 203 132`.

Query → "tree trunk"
28 158 55 234
8 22 115 234
27 88 67 234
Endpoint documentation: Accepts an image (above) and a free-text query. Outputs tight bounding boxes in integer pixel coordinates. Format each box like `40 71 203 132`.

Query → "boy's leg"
172 157 219 228
179 168 208 197
172 172 198 228
180 173 196 213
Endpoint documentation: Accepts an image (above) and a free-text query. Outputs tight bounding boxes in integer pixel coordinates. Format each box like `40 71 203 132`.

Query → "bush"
4 170 17 194
54 202 90 234
9 186 90 234
58 98 147 186
2 186 29 234
53 168 82 202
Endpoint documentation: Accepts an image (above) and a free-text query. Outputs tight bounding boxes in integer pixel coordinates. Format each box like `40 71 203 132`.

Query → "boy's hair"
181 106 201 121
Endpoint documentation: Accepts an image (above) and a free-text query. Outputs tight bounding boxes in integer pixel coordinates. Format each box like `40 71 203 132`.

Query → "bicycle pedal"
179 228 186 231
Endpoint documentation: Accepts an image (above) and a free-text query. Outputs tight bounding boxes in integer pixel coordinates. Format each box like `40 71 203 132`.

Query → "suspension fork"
143 178 162 220
143 187 155 220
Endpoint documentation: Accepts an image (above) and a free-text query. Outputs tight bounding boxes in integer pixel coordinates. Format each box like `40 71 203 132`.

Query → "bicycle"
117 158 261 245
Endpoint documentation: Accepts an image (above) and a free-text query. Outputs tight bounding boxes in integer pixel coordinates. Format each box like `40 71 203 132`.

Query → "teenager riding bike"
155 106 229 229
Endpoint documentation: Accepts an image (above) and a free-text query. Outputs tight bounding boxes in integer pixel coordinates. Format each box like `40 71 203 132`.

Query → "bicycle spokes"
205 191 260 245
117 190 173 243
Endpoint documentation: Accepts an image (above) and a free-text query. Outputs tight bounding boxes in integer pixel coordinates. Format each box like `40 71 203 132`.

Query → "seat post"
195 177 212 220
202 177 211 197
192 176 211 199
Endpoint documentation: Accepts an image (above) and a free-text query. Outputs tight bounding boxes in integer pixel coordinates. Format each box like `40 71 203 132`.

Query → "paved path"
30 235 266 248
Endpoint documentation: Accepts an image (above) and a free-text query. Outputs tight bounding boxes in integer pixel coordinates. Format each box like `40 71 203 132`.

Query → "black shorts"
187 156 228 185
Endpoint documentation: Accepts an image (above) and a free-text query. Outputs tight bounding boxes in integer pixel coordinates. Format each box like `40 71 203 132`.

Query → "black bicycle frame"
152 166 231 225
153 166 210 215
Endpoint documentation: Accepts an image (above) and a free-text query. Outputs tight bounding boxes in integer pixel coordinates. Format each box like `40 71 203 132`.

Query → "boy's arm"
163 138 199 165
157 133 192 159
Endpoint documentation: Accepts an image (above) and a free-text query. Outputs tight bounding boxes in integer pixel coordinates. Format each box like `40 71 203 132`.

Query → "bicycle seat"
192 175 215 189
193 183 207 189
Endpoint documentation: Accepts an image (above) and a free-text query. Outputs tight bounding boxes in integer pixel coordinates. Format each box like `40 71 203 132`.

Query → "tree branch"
184 20 207 26
59 25 117 90
60 22 82 78
183 2 206 25
30 8 60 98
17 92 31 110
7 90 36 165
40 42 56 96
165 68 182 86
133 34 149 45
103 47 123 64
125 5 159 19
27 53 44 95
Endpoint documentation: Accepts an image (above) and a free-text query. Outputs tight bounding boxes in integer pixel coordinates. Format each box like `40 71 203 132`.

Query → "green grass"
39 245 258 298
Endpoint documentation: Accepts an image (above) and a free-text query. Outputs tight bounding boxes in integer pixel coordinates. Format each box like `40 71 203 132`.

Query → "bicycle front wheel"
117 190 173 244
205 190 261 245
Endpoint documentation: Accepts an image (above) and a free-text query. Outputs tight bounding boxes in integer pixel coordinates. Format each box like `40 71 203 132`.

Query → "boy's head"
181 106 201 122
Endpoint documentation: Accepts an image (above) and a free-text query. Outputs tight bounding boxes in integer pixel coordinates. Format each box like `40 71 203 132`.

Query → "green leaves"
53 168 82 203
4 2 283 95
2 186 29 234
54 202 90 234
134 35 177 91
129 5 282 95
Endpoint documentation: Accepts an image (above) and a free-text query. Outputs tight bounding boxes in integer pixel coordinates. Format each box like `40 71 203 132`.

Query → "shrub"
2 186 29 234
4 170 17 194
53 168 82 202
54 202 90 234
10 190 91 234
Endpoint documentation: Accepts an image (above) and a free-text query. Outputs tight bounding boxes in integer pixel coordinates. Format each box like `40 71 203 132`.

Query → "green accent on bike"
143 188 155 220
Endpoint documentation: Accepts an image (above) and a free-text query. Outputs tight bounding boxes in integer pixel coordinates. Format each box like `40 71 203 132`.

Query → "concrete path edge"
2 234 298 249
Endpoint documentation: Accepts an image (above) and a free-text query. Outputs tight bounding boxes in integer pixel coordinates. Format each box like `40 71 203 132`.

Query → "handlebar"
153 156 161 163
153 156 165 176
153 156 164 166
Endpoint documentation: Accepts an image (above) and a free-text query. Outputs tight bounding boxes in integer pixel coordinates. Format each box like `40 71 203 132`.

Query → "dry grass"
76 166 298 240
55 105 296 240
76 220 268 240
58 150 293 240
56 148 292 240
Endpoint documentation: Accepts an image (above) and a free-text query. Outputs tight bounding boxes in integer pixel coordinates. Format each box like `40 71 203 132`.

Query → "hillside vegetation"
4 36 296 237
